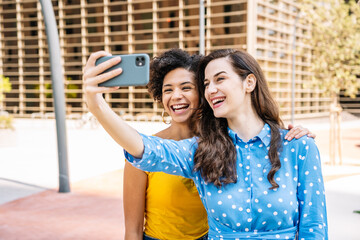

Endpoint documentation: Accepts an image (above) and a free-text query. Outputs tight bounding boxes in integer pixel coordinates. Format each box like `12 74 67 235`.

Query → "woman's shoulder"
277 129 316 153
278 128 314 143
287 135 316 145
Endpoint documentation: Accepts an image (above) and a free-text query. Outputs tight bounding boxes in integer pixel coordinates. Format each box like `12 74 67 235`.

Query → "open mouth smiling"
171 104 190 112
211 97 225 107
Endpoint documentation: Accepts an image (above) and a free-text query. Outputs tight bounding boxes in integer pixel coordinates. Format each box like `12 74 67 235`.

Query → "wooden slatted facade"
0 0 331 120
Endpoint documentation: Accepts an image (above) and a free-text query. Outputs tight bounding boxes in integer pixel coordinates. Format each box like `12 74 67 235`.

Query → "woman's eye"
217 77 224 81
182 86 192 90
204 82 209 87
163 89 172 93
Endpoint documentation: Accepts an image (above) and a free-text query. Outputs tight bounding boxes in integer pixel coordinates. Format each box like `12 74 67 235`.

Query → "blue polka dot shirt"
125 124 328 240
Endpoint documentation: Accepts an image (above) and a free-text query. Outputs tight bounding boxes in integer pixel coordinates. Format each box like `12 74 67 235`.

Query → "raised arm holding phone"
83 51 144 158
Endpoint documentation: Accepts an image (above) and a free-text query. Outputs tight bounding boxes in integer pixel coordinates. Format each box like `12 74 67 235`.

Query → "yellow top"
144 171 208 240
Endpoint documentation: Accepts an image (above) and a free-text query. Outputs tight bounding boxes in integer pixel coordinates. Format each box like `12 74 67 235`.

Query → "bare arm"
123 161 147 240
83 51 144 158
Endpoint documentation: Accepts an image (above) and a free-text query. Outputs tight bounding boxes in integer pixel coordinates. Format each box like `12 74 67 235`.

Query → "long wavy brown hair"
194 49 284 188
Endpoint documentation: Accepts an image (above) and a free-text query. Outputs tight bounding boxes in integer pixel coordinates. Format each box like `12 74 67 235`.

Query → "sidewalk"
0 115 360 239
0 170 125 240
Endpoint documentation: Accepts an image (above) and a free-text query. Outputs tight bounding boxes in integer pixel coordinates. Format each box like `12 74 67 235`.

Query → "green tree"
299 0 360 164
0 75 14 129
0 75 11 104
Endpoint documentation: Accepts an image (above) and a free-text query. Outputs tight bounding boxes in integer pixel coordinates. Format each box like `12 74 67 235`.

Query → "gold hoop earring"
161 109 171 124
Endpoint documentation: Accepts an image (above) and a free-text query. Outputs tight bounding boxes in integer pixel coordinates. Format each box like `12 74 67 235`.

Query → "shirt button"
245 145 249 148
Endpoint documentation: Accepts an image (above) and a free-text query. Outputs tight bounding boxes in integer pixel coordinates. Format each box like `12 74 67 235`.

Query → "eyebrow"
204 71 227 81
163 81 195 88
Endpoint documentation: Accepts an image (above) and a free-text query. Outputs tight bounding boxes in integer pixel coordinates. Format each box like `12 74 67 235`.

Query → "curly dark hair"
147 48 201 102
194 49 284 188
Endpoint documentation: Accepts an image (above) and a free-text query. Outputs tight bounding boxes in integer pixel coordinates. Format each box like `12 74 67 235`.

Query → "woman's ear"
245 74 256 93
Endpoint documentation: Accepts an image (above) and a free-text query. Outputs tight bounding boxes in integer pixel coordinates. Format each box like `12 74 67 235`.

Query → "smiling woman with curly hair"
124 48 209 240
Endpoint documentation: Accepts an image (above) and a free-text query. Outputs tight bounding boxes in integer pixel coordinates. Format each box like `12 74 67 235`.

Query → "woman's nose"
172 89 183 99
207 82 217 94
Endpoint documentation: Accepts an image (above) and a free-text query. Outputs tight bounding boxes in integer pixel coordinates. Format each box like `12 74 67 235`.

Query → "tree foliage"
0 75 11 103
0 75 13 129
299 0 360 98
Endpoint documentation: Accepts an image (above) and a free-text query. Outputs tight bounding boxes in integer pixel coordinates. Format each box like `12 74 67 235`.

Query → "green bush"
0 75 11 102
0 115 14 130
0 75 14 130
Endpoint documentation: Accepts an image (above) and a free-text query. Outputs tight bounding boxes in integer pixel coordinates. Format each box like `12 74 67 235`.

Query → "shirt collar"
227 123 271 147
257 123 271 146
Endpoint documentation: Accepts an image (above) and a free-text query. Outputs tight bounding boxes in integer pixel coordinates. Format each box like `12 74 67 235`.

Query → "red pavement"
0 170 125 240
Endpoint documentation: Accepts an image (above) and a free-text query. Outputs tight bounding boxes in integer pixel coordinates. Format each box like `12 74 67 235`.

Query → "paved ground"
0 170 124 240
0 114 359 240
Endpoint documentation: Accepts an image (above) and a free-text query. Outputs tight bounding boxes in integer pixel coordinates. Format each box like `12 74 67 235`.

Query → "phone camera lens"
136 56 146 67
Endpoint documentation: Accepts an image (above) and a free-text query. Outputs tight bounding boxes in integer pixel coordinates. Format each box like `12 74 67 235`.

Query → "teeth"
172 104 188 110
212 98 225 105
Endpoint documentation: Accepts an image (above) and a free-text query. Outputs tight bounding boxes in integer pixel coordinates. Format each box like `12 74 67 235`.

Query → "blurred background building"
0 0 347 119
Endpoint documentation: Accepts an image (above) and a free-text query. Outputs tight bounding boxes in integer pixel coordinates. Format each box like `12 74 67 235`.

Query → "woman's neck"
156 120 193 141
227 108 264 142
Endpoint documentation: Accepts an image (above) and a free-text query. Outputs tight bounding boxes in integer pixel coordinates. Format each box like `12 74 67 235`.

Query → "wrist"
86 96 108 114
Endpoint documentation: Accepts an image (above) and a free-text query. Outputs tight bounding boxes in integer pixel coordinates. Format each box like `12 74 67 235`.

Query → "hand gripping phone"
95 53 150 87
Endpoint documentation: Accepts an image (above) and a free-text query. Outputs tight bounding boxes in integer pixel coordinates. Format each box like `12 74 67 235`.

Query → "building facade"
0 0 330 119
